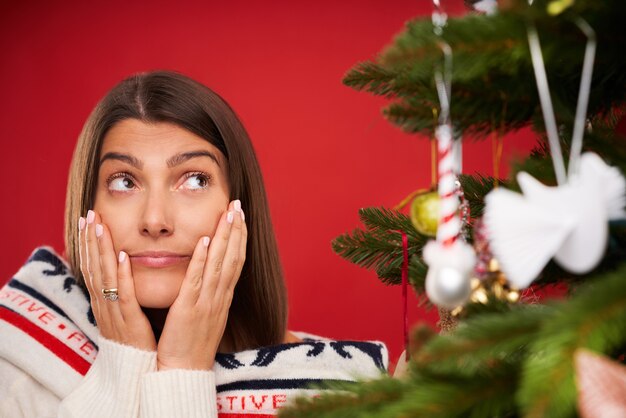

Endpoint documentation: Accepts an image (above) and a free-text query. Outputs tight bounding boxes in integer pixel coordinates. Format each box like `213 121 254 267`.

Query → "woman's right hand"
79 209 157 352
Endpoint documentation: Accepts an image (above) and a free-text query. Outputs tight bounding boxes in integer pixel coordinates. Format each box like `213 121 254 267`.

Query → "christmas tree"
280 0 626 416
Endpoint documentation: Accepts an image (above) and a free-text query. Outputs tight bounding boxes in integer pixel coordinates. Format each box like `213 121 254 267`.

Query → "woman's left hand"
156 199 247 371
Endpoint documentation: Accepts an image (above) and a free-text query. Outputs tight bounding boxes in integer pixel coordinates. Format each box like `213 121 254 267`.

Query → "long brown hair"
64 70 287 351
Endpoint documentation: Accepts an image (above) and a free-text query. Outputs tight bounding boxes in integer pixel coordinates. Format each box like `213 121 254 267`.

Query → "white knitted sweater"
0 247 388 417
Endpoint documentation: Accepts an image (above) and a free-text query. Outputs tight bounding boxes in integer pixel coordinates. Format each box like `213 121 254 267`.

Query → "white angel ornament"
484 17 626 290
484 152 626 289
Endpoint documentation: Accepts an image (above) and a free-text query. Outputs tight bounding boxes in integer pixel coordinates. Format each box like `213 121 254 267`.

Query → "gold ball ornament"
410 191 440 237
469 258 521 305
451 257 521 317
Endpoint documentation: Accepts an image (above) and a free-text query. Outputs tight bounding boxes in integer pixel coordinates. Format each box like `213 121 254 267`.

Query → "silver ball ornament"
425 265 472 309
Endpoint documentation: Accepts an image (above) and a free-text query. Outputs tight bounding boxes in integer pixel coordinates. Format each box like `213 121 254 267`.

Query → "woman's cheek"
100 213 132 251
181 205 224 238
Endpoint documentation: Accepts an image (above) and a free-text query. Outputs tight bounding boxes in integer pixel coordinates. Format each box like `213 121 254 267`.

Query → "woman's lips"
130 252 190 268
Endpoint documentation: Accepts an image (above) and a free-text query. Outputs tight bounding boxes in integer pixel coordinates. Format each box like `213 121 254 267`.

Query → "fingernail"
95 224 103 238
202 236 210 247
234 199 241 212
118 251 127 263
240 210 245 221
86 210 95 224
78 217 86 231
227 211 234 224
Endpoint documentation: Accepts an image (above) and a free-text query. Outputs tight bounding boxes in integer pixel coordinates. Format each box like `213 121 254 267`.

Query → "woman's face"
93 119 230 308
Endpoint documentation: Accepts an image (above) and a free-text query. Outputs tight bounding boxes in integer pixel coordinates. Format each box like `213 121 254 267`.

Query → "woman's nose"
140 191 174 238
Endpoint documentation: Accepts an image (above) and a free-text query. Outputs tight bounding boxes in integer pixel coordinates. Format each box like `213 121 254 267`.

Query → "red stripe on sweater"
0 306 91 375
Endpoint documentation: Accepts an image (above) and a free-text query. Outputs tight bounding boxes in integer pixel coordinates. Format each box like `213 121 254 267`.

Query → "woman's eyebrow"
167 150 221 168
99 150 221 169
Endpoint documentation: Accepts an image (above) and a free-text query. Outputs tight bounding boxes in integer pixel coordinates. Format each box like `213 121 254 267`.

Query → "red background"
0 0 535 364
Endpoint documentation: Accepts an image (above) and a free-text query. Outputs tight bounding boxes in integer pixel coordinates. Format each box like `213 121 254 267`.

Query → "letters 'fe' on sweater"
0 247 388 418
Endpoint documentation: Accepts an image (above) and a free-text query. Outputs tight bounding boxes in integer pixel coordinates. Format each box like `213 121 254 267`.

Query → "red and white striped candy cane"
436 124 461 247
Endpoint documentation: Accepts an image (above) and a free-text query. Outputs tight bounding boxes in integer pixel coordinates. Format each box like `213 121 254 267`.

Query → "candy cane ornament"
436 124 462 246
423 125 476 309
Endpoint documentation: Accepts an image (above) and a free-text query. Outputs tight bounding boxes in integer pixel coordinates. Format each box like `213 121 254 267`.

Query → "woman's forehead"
100 119 227 168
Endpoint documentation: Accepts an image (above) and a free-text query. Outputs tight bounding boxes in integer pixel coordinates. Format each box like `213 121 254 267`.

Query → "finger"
78 216 92 294
220 207 247 306
215 202 244 296
85 210 102 289
79 215 103 319
96 221 118 293
116 248 145 318
176 235 210 304
84 210 107 327
96 221 125 324
234 208 248 288
86 210 106 294
201 201 236 300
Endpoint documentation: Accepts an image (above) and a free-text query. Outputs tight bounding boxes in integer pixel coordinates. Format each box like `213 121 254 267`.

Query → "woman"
0 71 387 417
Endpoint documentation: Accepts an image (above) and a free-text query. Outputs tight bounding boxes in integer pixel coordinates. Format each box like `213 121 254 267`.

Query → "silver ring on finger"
102 288 119 302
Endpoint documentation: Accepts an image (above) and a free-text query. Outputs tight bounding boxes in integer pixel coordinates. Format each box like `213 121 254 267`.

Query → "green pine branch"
280 263 626 418
331 207 429 289
343 0 626 137
343 62 411 98
358 206 419 236
458 174 501 218
518 263 626 418
281 365 521 418
414 306 548 376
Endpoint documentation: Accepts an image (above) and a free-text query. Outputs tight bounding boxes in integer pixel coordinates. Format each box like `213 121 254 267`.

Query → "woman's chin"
133 271 183 308
136 294 177 309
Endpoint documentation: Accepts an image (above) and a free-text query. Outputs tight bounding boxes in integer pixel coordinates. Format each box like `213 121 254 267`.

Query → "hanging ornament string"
394 188 430 211
432 0 451 125
527 26 567 185
432 0 447 36
491 130 503 187
568 17 596 178
393 108 440 213
527 17 596 184
432 109 439 189
491 101 506 188
388 229 410 361
400 231 410 360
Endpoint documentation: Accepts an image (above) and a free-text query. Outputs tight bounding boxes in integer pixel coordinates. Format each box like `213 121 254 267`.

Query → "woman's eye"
182 173 211 190
107 175 136 192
